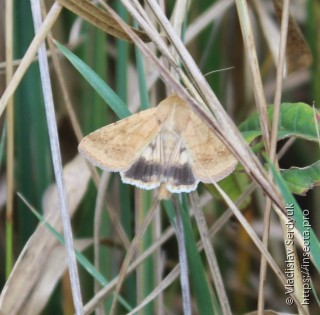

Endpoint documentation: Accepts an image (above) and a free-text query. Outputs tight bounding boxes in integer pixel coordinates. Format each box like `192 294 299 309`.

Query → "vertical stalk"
258 1 290 313
30 1 83 314
5 0 14 279
173 199 192 315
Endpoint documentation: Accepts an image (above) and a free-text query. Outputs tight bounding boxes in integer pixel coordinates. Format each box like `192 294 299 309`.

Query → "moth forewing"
78 107 160 171
180 106 238 183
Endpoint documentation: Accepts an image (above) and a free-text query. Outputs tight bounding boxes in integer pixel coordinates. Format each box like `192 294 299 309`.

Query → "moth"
78 94 237 194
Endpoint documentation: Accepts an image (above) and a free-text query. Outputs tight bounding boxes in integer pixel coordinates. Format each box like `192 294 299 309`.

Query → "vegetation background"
0 0 319 314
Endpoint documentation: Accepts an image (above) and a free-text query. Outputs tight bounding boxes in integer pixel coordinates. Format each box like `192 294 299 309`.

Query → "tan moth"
78 94 237 193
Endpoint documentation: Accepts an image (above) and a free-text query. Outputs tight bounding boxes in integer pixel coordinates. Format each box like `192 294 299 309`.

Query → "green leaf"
239 103 319 143
281 160 320 195
267 160 320 274
54 40 131 119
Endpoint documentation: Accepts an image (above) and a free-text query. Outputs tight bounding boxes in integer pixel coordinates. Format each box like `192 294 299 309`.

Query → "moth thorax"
161 129 184 165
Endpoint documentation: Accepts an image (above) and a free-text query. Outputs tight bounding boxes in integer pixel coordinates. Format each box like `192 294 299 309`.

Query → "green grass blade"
135 48 150 110
19 193 133 312
163 199 217 315
54 40 130 119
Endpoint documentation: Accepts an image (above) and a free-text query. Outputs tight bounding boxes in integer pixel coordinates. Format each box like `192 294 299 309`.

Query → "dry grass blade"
111 0 177 67
109 199 160 315
235 0 270 150
58 0 150 42
126 264 181 315
0 156 90 315
0 39 83 74
45 35 83 143
30 1 83 312
190 192 232 315
258 0 291 312
0 1 62 118
252 0 281 70
23 239 92 315
212 181 308 315
169 0 189 72
185 0 233 44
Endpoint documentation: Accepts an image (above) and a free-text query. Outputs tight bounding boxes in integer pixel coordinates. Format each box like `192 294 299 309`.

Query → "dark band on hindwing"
124 158 162 182
121 157 196 192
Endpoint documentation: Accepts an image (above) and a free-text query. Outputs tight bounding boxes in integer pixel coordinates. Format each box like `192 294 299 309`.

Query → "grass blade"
54 40 131 119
